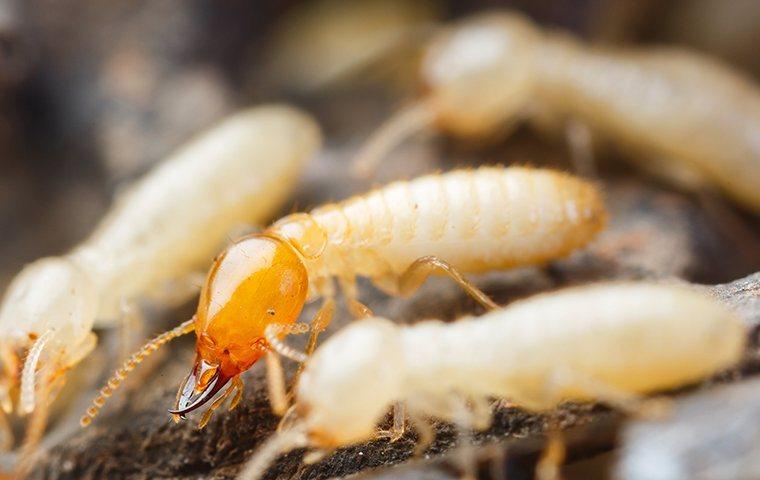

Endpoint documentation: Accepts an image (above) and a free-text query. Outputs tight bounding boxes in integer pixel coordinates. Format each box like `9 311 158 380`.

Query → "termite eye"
267 308 275 316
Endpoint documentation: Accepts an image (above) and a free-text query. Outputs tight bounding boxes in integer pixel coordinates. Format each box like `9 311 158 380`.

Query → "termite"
265 0 439 92
353 11 760 212
80 166 607 428
235 282 747 480
0 105 321 451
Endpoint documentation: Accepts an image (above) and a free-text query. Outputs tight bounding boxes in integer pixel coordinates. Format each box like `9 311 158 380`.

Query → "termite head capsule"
421 12 540 138
172 235 309 416
296 318 404 447
0 258 97 368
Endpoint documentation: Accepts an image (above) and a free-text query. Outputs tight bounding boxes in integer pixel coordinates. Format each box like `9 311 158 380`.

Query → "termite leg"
565 118 597 179
198 376 240 429
450 396 478 480
409 410 435 456
546 367 670 418
377 402 407 442
535 430 566 480
290 297 338 403
15 375 52 478
228 376 244 411
469 395 493 431
398 256 498 310
304 297 337 357
339 277 373 319
351 100 435 178
265 351 289 416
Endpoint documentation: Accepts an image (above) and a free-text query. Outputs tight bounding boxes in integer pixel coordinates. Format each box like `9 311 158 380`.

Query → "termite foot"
302 450 327 465
634 397 672 419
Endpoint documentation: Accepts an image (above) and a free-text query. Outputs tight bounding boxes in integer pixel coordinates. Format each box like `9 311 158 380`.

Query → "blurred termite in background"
80 166 607 429
0 105 320 462
353 11 760 213
262 0 440 93
236 282 746 480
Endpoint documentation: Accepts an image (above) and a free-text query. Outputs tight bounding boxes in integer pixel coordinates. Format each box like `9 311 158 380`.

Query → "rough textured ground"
0 1 758 479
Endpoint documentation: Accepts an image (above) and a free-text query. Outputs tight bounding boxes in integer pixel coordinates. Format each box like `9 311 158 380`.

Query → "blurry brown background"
3 0 759 288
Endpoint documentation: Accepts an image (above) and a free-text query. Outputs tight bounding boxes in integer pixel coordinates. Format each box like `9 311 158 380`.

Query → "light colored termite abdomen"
303 166 606 282
407 283 746 409
71 105 322 320
534 35 760 211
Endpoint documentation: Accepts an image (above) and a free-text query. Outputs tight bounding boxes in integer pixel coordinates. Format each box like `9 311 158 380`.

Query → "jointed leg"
546 367 670 418
304 297 336 357
377 402 407 442
339 277 373 319
228 376 244 411
198 377 243 429
409 411 436 456
398 256 498 310
450 396 478 480
265 352 289 416
535 430 566 480
16 375 52 478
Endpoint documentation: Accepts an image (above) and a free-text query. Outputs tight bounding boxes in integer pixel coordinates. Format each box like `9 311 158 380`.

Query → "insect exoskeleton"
81 166 607 427
0 104 321 450
236 282 746 480
354 10 760 212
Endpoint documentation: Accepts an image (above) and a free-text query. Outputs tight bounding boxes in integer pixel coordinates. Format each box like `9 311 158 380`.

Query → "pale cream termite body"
272 166 606 302
0 105 321 443
238 283 746 480
356 11 760 212
81 166 606 427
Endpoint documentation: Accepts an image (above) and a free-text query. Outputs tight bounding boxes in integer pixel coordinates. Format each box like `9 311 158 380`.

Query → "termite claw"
169 359 230 416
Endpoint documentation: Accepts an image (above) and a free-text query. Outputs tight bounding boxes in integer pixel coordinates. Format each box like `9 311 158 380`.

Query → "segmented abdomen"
307 167 606 284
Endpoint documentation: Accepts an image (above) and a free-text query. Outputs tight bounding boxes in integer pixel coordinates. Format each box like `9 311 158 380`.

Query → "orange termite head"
170 234 310 416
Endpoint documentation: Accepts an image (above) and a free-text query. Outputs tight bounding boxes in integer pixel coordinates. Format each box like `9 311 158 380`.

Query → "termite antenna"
80 317 196 427
237 422 309 480
19 330 53 415
351 100 436 178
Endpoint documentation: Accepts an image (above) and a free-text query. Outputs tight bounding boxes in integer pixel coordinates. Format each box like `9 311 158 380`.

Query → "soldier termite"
80 166 607 429
353 11 760 212
0 105 321 453
235 282 746 480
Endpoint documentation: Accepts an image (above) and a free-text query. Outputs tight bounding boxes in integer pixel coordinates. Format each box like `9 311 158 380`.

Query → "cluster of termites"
0 5 756 480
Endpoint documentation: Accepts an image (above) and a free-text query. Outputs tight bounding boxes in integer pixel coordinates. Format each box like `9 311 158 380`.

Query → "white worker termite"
237 282 747 480
353 11 760 212
0 104 321 452
80 166 607 429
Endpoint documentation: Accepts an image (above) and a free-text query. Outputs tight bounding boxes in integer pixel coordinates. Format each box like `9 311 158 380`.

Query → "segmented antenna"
264 323 310 363
351 101 435 178
80 318 195 427
19 330 53 415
